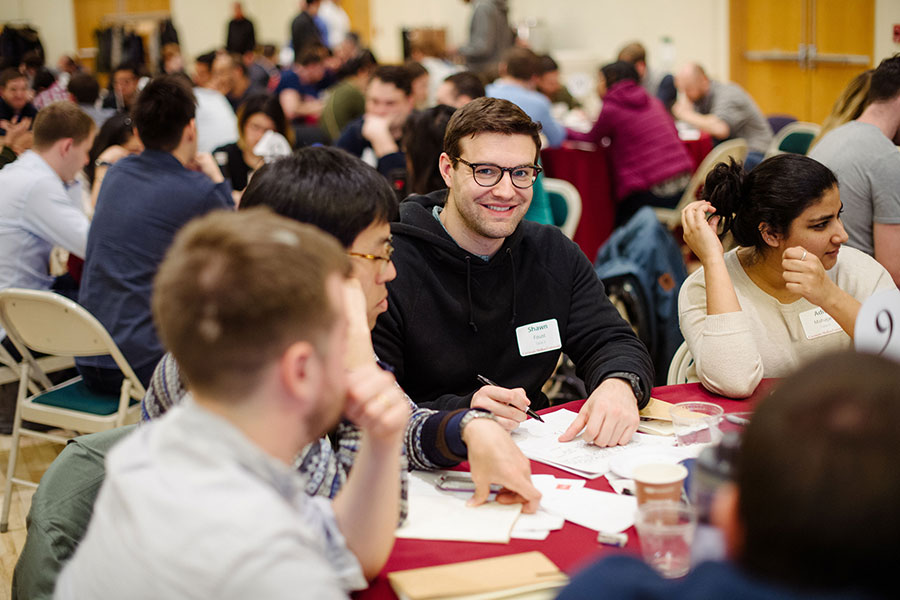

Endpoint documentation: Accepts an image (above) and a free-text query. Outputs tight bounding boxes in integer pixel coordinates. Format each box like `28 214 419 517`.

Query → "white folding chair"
667 341 694 385
0 289 145 532
653 138 749 230
544 177 582 239
764 121 821 158
1 344 75 395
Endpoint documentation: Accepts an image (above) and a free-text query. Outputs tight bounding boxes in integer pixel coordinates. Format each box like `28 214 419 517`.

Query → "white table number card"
855 288 900 362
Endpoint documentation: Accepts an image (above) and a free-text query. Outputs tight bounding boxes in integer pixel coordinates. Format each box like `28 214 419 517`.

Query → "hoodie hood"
395 190 526 266
605 80 650 110
394 190 525 331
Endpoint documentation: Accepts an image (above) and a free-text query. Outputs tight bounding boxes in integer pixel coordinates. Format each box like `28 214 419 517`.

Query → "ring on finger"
800 250 807 261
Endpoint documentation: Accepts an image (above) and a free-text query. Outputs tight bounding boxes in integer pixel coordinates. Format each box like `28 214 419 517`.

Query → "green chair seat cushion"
32 380 137 415
779 131 816 155
547 190 568 228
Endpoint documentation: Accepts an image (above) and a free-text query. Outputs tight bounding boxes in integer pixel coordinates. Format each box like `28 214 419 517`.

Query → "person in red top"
568 61 693 227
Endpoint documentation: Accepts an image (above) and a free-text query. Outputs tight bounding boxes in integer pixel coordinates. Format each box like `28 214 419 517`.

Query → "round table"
355 381 768 599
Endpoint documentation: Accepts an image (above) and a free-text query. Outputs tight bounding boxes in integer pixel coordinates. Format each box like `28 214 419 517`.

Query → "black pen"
475 374 545 423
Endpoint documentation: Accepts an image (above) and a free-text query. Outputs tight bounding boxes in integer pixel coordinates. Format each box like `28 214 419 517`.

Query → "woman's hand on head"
682 201 725 264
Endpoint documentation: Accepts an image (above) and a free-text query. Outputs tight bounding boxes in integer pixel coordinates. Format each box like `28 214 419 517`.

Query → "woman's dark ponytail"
701 158 751 244
699 154 838 252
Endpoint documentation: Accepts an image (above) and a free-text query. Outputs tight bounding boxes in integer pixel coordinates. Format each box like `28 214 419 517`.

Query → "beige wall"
2 0 898 75
370 0 730 79
875 0 900 64
169 0 298 64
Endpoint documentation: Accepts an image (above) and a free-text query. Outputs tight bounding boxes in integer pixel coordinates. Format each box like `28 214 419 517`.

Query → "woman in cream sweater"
679 154 894 397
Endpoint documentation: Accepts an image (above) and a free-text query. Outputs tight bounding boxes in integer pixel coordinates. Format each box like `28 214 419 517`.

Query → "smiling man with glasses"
373 97 654 448
141 146 541 519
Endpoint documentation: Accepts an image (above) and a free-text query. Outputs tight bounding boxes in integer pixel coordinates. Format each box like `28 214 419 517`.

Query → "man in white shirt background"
0 101 94 307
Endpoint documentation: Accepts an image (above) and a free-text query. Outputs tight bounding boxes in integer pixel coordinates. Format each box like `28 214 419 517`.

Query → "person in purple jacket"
568 61 693 227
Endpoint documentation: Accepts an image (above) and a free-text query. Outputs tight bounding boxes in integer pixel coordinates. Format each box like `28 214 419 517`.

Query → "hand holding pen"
472 374 545 431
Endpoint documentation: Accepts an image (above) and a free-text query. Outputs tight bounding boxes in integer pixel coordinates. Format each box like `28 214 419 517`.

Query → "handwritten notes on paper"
511 409 678 478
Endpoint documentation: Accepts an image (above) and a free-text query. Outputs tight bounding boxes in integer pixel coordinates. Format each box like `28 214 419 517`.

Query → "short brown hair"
0 68 25 88
737 351 900 595
443 96 542 165
32 102 95 150
502 47 540 81
152 208 351 400
617 41 646 65
372 65 413 96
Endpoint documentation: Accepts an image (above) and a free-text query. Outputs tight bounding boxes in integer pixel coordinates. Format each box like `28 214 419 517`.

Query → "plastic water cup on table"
669 401 724 447
635 500 697 579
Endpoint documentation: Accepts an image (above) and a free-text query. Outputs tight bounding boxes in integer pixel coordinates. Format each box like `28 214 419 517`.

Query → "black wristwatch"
605 371 645 405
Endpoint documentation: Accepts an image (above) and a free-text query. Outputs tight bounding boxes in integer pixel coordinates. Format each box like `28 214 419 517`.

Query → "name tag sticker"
516 319 562 357
799 307 842 340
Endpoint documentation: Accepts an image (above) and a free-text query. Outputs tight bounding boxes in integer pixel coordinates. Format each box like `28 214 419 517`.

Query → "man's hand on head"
361 114 399 157
344 364 410 445
462 417 541 513
190 152 225 184
342 279 375 370
558 377 639 447
471 385 528 431
671 96 696 121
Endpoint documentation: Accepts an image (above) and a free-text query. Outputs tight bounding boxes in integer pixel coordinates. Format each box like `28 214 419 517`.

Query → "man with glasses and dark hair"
373 97 653 447
141 146 542 515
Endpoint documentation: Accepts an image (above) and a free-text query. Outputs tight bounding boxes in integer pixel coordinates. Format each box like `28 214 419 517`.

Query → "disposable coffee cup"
632 463 689 505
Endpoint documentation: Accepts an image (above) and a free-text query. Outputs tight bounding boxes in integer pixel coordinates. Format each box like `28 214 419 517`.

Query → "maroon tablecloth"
683 133 714 172
356 381 767 599
541 134 713 262
541 143 614 264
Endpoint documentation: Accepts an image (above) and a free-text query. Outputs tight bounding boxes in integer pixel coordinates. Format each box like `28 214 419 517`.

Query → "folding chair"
667 341 695 385
764 121 821 158
0 289 145 533
544 177 583 240
653 138 749 230
1 342 75 394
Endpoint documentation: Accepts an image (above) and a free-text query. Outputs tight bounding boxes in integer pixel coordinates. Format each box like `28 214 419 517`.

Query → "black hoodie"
372 190 654 411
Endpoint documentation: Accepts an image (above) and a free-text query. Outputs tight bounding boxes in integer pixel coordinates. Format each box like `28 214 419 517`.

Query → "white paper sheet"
538 485 638 533
396 472 523 543
509 475 571 539
511 409 677 477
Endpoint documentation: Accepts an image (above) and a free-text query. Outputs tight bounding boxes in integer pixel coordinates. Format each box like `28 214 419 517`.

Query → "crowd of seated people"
1 8 900 598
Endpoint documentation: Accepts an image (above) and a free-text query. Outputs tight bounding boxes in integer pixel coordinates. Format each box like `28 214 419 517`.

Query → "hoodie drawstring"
506 248 518 325
465 256 478 332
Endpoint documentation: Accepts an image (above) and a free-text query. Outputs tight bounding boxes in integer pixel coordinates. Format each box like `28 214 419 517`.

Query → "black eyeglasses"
453 156 542 189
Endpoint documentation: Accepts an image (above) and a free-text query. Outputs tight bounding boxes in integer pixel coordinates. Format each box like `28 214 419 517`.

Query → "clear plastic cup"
670 401 724 447
635 500 697 578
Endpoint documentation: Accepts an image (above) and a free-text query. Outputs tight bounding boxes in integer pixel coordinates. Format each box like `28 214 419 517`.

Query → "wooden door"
341 0 372 47
73 0 170 76
730 0 873 124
